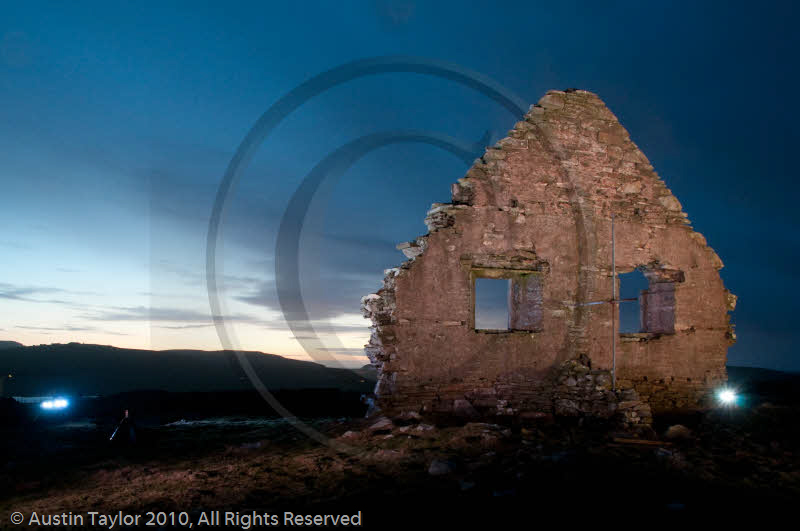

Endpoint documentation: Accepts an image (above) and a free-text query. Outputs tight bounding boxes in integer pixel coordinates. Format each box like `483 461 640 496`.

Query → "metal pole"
611 213 616 391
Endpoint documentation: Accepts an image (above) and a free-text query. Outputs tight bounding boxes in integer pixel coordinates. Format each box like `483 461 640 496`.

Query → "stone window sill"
474 329 541 335
619 332 670 342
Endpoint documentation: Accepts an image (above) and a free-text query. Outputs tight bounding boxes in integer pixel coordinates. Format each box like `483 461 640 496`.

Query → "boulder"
664 424 692 440
367 417 394 434
428 459 456 476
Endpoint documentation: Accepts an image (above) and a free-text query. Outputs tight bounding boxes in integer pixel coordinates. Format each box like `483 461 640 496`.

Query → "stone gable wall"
362 90 735 419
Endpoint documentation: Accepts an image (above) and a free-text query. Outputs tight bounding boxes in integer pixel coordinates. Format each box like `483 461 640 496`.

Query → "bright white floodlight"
40 397 69 410
718 389 737 405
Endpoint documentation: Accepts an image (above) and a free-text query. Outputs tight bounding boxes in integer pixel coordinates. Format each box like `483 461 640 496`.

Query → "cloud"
235 274 376 322
235 231 399 321
0 283 71 304
85 305 261 324
14 324 130 336
16 325 94 332
151 260 265 291
0 283 99 306
155 323 217 330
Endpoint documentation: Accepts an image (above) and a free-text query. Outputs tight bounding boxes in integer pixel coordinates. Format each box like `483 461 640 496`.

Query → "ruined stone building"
362 90 736 423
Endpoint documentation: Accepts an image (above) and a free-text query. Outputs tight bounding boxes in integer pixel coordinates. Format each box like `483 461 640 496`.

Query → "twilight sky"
1 1 798 370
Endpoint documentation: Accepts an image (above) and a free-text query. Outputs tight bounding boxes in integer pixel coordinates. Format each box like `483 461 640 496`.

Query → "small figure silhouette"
109 409 137 445
360 393 377 416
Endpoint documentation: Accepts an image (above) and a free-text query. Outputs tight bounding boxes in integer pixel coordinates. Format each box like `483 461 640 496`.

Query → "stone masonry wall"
361 89 735 419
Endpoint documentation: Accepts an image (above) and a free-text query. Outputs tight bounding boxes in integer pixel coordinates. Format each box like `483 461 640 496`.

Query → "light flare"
40 397 69 410
717 388 737 405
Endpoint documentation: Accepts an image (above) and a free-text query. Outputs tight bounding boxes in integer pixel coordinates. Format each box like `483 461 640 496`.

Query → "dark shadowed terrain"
0 363 798 526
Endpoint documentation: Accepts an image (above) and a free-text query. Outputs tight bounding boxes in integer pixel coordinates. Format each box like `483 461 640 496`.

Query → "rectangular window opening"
618 269 677 335
618 270 648 333
473 273 544 332
474 278 510 330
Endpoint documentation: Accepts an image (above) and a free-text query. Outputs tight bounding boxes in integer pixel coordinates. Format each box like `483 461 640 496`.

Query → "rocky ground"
1 402 799 527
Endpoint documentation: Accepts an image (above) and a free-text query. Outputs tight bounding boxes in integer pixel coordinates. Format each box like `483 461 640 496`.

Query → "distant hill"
727 365 800 381
0 342 374 396
5 343 790 402
727 365 800 404
0 341 23 350
353 364 377 380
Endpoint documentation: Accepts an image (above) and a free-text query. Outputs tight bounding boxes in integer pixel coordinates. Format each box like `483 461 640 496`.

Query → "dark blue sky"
1 1 797 370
